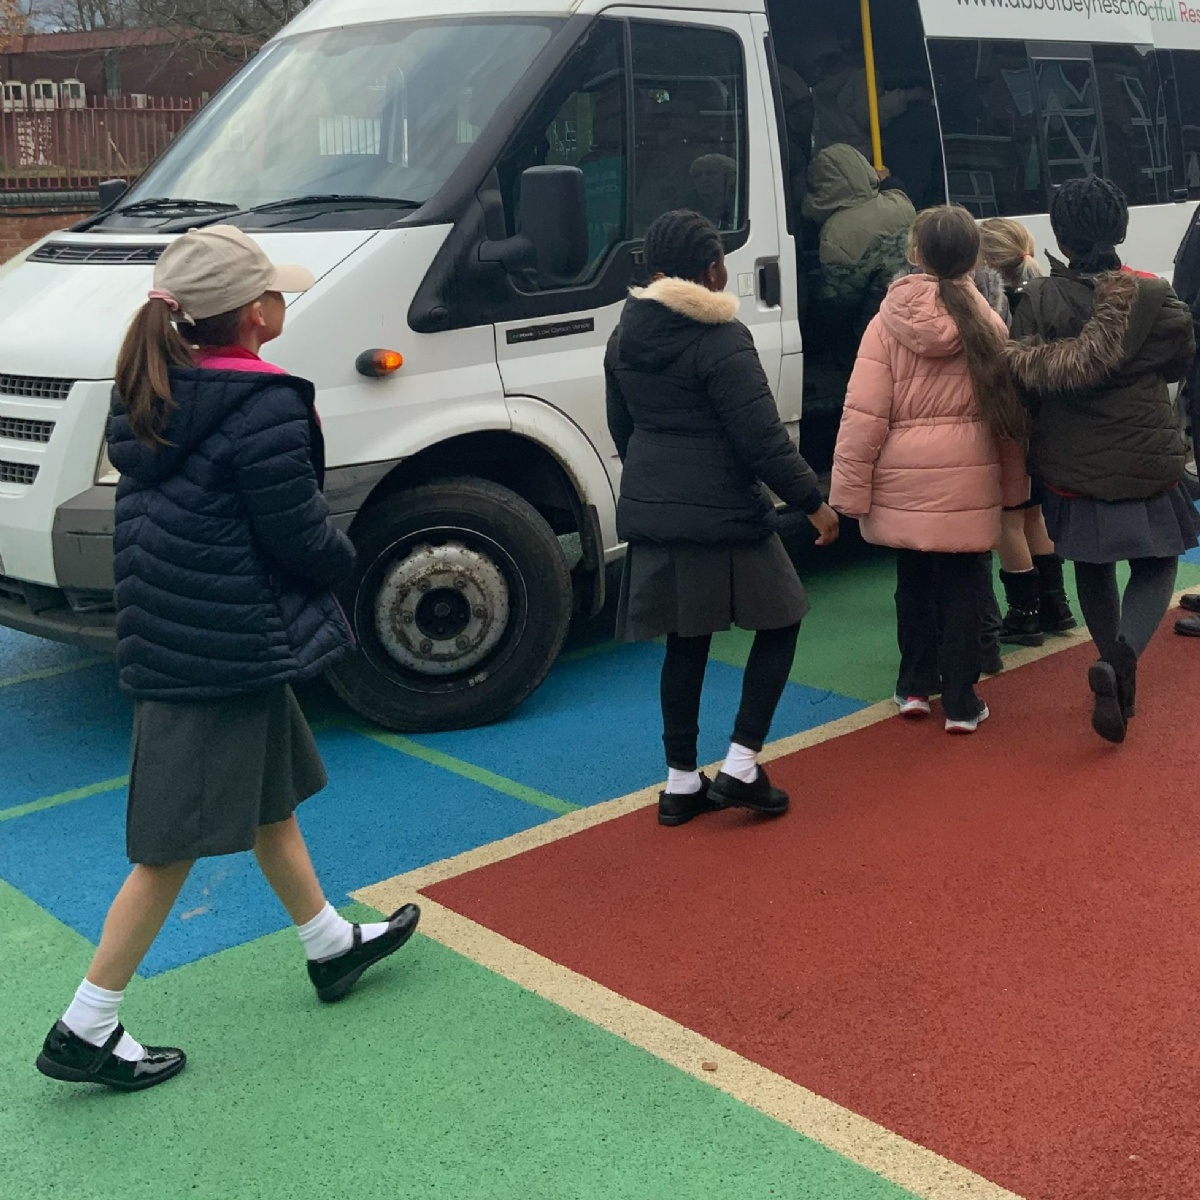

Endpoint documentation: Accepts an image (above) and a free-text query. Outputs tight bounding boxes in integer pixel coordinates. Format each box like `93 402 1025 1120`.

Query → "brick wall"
0 207 92 263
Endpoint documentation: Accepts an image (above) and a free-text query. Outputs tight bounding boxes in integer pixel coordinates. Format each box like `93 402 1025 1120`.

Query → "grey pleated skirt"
126 684 327 865
615 534 809 641
1043 486 1200 564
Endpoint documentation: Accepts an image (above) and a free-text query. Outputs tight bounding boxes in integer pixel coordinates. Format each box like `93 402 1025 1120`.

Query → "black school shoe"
36 1022 186 1092
1175 614 1200 637
1087 661 1126 744
308 903 421 1003
1179 594 1200 614
658 774 721 827
707 767 789 816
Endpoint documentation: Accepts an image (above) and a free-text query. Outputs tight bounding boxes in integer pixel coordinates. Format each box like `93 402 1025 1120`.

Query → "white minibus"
0 0 1196 730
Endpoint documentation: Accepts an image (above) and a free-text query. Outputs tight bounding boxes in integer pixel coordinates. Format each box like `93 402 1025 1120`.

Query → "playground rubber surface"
2 538 1199 1198
423 624 1200 1200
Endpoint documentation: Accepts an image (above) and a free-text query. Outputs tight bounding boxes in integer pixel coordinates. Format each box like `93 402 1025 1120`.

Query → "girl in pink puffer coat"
830 205 1028 734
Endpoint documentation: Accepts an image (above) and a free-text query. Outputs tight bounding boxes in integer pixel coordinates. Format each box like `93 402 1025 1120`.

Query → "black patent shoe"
658 774 720 827
1175 614 1200 637
308 904 421 1003
36 1022 185 1092
708 767 789 816
1087 661 1126 744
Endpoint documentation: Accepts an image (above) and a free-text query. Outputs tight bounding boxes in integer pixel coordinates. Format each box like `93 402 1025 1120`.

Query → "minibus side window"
498 20 628 283
929 38 1044 218
1163 50 1200 200
629 22 748 236
932 37 1189 217
1091 45 1177 206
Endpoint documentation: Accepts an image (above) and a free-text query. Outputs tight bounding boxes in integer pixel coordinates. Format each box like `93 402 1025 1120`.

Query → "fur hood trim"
629 277 740 324
1004 271 1137 392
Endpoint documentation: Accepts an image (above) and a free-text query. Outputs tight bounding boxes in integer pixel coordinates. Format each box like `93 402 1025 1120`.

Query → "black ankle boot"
1033 554 1078 634
1111 637 1137 720
999 569 1045 647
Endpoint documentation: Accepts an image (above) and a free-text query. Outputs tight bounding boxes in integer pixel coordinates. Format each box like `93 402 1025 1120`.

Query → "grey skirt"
126 684 327 865
1043 486 1200 564
615 534 809 641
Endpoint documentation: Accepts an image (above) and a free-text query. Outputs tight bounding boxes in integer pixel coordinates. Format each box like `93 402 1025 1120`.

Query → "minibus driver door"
490 11 787 500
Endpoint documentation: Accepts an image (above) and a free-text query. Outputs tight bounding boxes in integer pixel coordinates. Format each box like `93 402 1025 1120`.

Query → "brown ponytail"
910 206 1027 444
114 297 194 447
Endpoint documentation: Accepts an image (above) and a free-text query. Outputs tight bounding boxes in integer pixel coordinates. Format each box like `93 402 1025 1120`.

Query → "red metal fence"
0 97 205 192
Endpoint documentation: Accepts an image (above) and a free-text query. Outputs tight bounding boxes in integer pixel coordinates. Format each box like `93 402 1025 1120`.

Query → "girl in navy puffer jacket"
36 226 419 1095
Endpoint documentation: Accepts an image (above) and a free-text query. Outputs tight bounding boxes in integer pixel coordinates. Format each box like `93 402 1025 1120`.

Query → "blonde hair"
979 218 1043 291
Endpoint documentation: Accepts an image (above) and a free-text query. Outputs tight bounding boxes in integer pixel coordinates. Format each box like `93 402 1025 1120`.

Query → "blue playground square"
414 642 865 807
0 726 551 975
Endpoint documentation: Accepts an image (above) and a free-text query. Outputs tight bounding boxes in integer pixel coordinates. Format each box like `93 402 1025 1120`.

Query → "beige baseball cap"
150 225 315 323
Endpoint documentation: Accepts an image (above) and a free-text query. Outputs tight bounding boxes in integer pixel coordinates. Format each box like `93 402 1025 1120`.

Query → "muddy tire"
327 477 572 732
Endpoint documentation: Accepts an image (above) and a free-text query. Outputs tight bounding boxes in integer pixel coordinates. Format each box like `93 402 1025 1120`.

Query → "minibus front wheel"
326 476 573 732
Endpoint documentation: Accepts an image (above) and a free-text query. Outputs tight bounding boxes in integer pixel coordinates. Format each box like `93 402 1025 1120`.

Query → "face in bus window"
688 154 737 230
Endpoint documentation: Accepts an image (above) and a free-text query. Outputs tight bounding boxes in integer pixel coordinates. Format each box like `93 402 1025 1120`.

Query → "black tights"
1073 557 1177 660
660 623 801 771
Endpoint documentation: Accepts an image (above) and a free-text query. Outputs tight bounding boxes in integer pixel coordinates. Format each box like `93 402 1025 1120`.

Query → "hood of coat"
802 143 879 223
109 368 313 485
1004 269 1152 392
614 277 740 372
879 272 986 358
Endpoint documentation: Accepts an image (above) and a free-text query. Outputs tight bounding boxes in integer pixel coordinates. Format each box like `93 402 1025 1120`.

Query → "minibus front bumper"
0 484 117 651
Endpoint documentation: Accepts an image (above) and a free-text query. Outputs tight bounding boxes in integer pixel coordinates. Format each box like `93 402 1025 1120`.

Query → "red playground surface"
426 626 1200 1200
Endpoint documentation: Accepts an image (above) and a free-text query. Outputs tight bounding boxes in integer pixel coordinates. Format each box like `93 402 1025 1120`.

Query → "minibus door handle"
757 259 781 308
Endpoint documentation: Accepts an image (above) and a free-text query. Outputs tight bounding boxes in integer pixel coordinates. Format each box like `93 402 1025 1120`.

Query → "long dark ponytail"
910 206 1027 443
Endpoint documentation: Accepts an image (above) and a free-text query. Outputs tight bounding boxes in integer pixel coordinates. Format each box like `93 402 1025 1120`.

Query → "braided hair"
643 209 723 281
1049 177 1128 275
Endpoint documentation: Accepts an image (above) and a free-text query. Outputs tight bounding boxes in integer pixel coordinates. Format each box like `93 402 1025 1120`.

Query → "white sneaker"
894 694 932 718
945 704 990 735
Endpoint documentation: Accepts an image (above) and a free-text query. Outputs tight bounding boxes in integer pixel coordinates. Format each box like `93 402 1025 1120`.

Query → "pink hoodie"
829 273 1028 553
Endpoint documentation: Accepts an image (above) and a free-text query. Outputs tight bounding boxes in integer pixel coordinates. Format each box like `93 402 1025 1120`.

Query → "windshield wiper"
158 194 422 232
113 197 238 217
246 194 423 213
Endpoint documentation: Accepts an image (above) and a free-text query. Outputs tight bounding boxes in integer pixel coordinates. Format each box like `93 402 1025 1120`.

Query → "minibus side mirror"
98 178 129 211
479 165 588 286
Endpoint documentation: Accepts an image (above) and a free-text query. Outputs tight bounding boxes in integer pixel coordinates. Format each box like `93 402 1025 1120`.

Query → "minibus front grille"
0 375 74 401
0 460 38 485
30 241 164 265
0 416 54 443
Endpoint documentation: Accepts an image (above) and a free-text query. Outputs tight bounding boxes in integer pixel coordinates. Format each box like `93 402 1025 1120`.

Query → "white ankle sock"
721 742 759 784
665 767 703 795
297 902 389 963
62 979 146 1062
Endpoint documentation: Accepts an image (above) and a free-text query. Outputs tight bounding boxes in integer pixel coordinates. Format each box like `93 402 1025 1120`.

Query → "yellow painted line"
353 897 1023 1200
0 656 108 689
0 775 127 823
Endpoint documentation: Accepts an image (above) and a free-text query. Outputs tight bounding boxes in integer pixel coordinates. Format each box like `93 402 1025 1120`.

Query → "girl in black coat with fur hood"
1004 178 1197 744
605 210 839 825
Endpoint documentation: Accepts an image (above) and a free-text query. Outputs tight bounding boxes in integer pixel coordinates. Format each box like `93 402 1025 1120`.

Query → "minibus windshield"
111 19 559 227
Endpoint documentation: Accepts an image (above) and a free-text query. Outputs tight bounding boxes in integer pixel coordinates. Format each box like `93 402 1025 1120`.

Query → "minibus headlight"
95 442 119 486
